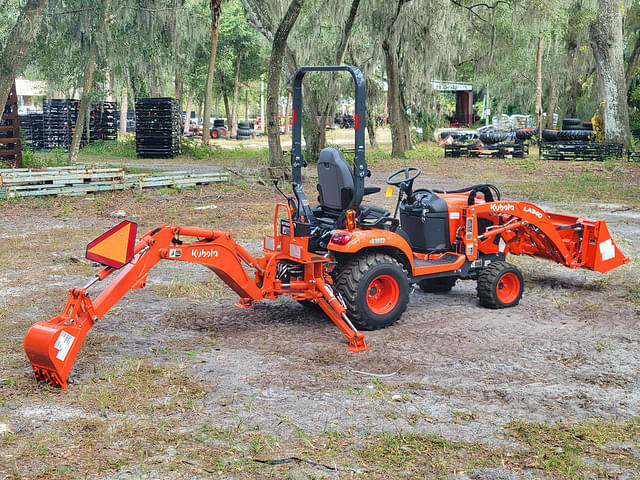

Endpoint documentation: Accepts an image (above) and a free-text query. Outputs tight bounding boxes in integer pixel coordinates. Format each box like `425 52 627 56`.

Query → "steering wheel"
386 167 421 187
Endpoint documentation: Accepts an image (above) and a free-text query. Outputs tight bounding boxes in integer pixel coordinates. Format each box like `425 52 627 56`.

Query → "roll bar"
290 66 367 221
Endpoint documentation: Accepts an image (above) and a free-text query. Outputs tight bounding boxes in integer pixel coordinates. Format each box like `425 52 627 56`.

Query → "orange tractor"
25 66 629 389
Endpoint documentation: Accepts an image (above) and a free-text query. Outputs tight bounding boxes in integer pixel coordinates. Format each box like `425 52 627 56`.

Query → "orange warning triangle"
86 221 137 268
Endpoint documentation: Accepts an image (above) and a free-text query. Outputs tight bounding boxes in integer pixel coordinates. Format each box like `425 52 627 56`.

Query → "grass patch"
21 147 70 168
77 357 209 415
506 418 640 478
150 277 233 299
80 138 136 158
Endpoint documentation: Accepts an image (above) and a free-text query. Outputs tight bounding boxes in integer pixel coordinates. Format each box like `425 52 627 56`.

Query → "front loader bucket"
24 289 96 389
581 220 629 273
542 212 629 273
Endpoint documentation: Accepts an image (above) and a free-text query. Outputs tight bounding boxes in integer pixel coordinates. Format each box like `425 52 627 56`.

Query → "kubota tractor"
25 66 629 389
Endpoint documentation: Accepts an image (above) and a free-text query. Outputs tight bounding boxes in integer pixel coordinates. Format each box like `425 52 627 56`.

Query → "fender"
327 228 415 268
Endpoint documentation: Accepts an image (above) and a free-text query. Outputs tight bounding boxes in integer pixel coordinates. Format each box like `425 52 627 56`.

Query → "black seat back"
317 148 354 211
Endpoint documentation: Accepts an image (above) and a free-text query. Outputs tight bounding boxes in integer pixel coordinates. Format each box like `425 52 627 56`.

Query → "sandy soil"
0 154 638 479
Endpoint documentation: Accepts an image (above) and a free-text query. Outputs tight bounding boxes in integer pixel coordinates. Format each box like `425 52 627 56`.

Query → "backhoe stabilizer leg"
24 288 97 389
315 280 369 352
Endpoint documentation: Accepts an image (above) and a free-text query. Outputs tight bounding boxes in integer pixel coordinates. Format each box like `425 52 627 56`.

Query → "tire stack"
236 121 255 140
90 101 117 142
211 119 226 139
540 117 622 160
135 98 182 158
29 113 45 151
43 99 79 150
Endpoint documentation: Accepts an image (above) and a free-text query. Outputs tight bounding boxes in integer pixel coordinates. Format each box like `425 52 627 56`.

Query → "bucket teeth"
31 366 67 389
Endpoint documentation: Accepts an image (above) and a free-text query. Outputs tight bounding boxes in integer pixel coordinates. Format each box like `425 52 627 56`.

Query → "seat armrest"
363 186 381 196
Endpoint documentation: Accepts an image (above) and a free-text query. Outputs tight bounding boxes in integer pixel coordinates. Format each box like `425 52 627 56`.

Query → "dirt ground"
1 150 639 479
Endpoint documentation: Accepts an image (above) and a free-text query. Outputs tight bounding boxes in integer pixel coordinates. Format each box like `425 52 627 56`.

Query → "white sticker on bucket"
54 331 75 361
599 238 615 262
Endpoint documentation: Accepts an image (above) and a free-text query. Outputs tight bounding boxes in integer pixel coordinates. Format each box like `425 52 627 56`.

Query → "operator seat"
314 147 389 228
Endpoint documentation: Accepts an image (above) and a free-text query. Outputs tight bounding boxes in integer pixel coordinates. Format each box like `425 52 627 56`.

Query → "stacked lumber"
0 166 227 199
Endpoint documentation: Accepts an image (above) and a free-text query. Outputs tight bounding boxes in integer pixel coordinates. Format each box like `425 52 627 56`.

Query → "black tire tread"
335 253 408 330
477 261 523 309
542 129 559 142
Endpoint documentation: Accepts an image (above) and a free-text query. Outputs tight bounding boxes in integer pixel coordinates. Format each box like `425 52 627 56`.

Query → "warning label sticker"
599 239 615 262
54 331 75 361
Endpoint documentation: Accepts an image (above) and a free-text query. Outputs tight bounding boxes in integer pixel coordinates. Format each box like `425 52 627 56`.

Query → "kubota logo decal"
490 203 515 212
191 249 219 259
369 238 386 244
523 206 544 219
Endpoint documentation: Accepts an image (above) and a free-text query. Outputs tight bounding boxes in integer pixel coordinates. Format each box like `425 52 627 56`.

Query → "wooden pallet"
540 141 623 161
0 166 228 199
445 142 528 159
0 83 22 167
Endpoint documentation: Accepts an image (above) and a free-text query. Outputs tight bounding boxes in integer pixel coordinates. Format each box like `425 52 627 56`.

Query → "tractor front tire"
477 261 524 309
419 276 457 293
335 253 409 330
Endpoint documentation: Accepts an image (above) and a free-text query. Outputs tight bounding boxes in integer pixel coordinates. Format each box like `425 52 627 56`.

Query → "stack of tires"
236 121 255 140
542 118 595 142
479 128 536 145
211 119 226 139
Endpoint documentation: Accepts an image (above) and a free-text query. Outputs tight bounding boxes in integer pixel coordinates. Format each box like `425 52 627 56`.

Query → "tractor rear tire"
419 276 457 293
335 253 409 330
477 261 524 309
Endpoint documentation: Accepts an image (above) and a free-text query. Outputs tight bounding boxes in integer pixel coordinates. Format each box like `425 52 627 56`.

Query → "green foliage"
181 138 214 159
22 148 71 169
80 138 136 159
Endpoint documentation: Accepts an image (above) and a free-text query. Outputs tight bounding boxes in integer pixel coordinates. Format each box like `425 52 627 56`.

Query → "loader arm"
468 201 629 273
24 224 368 389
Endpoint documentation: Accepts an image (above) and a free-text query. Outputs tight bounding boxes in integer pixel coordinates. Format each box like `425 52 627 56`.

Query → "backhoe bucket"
24 290 96 389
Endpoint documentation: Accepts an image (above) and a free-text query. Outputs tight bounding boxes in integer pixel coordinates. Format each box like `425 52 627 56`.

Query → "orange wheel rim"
496 272 520 304
366 275 399 315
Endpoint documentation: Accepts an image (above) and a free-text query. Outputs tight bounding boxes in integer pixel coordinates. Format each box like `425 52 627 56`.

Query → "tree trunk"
218 70 232 138
382 0 411 157
174 75 183 110
590 0 632 148
302 91 325 161
545 40 558 129
383 37 410 157
366 110 378 149
245 88 249 121
230 50 242 137
0 0 48 118
284 91 291 133
119 84 128 137
184 88 193 135
69 0 115 164
306 0 361 160
267 0 306 175
202 0 222 144
535 35 544 139
625 35 640 93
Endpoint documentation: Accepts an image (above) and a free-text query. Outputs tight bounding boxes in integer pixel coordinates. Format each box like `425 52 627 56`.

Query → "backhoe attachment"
25 213 368 389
